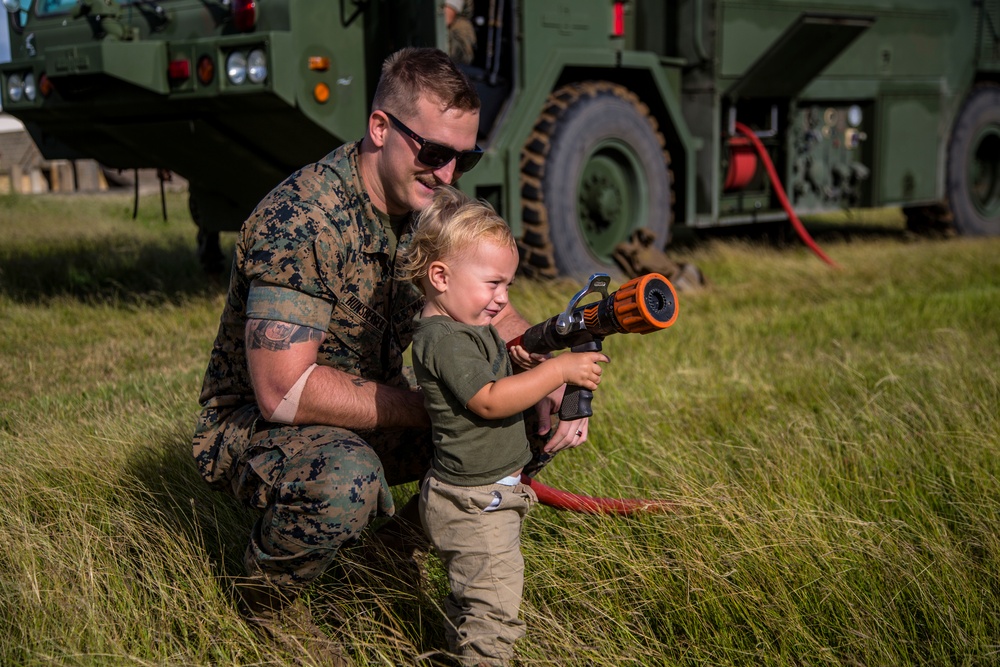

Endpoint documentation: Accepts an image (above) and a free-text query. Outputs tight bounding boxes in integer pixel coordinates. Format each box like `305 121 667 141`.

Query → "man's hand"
507 344 547 370
534 384 590 453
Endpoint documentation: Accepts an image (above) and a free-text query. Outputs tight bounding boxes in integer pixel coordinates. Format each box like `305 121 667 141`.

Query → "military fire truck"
2 0 999 276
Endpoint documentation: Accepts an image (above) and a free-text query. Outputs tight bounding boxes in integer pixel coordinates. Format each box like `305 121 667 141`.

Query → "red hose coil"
724 136 758 191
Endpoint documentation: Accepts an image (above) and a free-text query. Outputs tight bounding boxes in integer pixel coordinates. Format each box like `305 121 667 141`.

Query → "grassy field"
1 191 998 666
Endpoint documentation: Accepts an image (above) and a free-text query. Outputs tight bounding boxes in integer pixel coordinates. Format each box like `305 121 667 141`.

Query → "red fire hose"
733 121 840 269
520 474 675 515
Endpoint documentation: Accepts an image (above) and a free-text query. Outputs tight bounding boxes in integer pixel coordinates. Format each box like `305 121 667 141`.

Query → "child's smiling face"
423 238 519 326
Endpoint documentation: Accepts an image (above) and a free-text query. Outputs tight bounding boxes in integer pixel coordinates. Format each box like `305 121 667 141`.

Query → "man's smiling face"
377 95 480 216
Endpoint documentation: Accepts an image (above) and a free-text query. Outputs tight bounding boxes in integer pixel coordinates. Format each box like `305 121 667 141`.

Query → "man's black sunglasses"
384 111 483 173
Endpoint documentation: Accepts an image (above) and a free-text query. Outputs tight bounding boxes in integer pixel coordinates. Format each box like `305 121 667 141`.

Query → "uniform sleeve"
246 281 333 330
240 166 346 329
423 330 500 407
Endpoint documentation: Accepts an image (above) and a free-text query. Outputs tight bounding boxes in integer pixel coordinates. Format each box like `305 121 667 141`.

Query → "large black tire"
946 84 1000 236
520 82 672 279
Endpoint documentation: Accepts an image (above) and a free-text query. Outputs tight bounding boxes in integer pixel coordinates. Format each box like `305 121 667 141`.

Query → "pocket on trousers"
475 485 533 519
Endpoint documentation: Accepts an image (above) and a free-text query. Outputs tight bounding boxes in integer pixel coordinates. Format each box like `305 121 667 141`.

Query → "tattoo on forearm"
247 320 323 351
351 376 370 388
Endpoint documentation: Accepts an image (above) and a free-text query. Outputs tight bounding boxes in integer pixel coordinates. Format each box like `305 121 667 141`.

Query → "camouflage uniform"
446 0 477 65
192 141 430 588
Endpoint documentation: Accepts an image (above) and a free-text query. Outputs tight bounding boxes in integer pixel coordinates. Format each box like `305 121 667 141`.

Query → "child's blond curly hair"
397 185 516 291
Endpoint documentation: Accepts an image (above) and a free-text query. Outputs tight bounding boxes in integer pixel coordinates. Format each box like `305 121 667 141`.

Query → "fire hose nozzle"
507 272 678 420
607 272 678 334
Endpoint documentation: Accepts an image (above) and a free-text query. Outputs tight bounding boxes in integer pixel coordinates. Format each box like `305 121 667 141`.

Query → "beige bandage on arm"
269 363 318 424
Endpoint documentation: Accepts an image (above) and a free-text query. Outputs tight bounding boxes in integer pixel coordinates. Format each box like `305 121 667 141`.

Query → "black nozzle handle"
558 340 601 421
559 384 593 421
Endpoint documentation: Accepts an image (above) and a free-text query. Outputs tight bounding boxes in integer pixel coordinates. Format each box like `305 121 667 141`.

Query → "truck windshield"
36 0 172 17
36 0 84 15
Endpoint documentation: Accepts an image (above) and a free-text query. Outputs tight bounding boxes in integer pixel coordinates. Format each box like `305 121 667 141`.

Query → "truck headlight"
23 72 36 101
7 73 23 102
226 51 248 85
247 49 267 84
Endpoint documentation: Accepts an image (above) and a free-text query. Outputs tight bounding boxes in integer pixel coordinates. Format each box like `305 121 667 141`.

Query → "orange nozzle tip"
613 273 678 333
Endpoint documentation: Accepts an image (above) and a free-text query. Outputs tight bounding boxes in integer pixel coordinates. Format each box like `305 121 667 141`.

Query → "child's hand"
508 344 547 370
552 351 609 390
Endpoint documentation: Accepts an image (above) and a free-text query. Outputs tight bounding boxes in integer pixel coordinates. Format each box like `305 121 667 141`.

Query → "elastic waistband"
494 474 521 486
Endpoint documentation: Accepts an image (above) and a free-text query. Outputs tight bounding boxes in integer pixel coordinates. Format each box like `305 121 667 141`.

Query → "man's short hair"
372 47 480 120
397 185 514 290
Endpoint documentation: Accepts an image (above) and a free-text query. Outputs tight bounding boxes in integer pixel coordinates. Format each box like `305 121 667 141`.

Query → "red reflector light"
232 0 257 32
613 1 625 37
168 59 191 81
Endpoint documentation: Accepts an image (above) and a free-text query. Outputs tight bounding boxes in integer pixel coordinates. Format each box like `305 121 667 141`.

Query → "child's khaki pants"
419 471 536 666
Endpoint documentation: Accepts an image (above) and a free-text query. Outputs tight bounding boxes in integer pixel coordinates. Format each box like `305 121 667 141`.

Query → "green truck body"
3 0 999 276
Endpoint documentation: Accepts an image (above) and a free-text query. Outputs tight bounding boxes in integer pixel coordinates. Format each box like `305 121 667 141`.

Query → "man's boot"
235 576 349 666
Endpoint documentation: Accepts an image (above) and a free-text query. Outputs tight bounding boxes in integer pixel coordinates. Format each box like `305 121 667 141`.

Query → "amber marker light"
308 56 330 71
313 82 330 103
197 55 215 85
38 73 54 97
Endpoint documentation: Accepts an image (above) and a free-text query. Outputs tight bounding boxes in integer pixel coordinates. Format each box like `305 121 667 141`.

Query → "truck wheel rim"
969 125 1000 219
577 139 650 261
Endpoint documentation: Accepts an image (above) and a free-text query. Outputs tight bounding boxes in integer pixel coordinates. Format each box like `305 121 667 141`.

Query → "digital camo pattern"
446 0 477 65
193 140 424 481
448 16 477 65
237 423 432 587
191 141 429 583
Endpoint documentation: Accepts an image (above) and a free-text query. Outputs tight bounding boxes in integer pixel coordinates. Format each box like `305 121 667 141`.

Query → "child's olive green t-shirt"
411 315 532 486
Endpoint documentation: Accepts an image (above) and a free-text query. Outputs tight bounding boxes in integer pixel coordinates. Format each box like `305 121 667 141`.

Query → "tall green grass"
1 191 998 665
